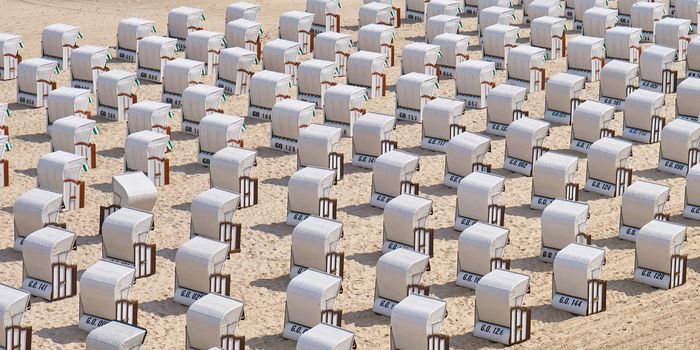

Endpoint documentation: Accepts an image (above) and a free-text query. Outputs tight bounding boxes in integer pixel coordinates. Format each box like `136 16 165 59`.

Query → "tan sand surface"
1 0 699 348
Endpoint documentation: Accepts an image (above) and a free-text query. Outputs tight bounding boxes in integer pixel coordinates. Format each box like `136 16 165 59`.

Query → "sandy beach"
1 0 700 348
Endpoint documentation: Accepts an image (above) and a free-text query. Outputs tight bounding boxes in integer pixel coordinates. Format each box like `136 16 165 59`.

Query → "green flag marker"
152 26 157 33
5 143 12 151
78 32 84 39
168 111 175 118
166 140 174 151
92 126 99 135
82 163 89 172
19 41 24 49
106 53 113 60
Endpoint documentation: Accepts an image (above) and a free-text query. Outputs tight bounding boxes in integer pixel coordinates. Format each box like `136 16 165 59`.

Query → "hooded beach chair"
676 0 700 32
287 167 338 225
283 270 343 341
617 0 640 24
406 0 430 20
0 33 22 81
186 30 225 76
444 132 492 187
401 43 441 77
481 24 519 70
167 7 205 49
655 18 692 61
456 223 510 289
323 84 367 136
658 119 700 175
181 84 225 135
566 36 605 82
262 39 301 83
382 194 434 257
78 260 137 332
455 172 506 229
351 112 396 168
135 36 177 83
530 16 567 60
675 77 700 121
371 150 421 208
421 98 465 152
161 58 204 107
358 24 396 67
225 19 262 62
395 72 438 123
551 243 607 315
186 293 245 350
431 33 469 78
297 324 356 350
425 15 462 44
631 2 665 42
298 124 344 181
347 51 387 98
582 8 618 38
485 84 528 136
598 60 639 110
127 100 172 135
46 86 91 128
0 283 31 350
389 295 449 350
474 270 531 345
116 18 156 62
85 321 147 350
584 137 634 196
544 73 586 124
539 200 590 262
41 23 80 70
21 226 77 301
70 45 109 91
290 216 345 278
427 0 462 18
688 37 700 78
503 117 550 176
124 131 170 186
216 47 256 96
197 113 244 166
248 70 292 120
16 58 57 108
173 236 231 306
101 207 156 278
37 151 85 211
49 115 97 169
359 2 397 28
307 0 342 34
526 0 560 23
190 188 242 254
298 59 338 108
622 88 665 143
226 2 260 23
605 27 643 63
102 172 158 217
478 7 515 35
634 220 687 289
684 164 700 218
619 181 670 241
531 152 580 209
279 11 315 54
506 45 546 93
209 147 258 208
455 60 496 109
570 101 616 153
12 188 62 251
96 69 137 121
573 0 607 30
270 99 315 153
314 32 353 77
373 248 430 317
